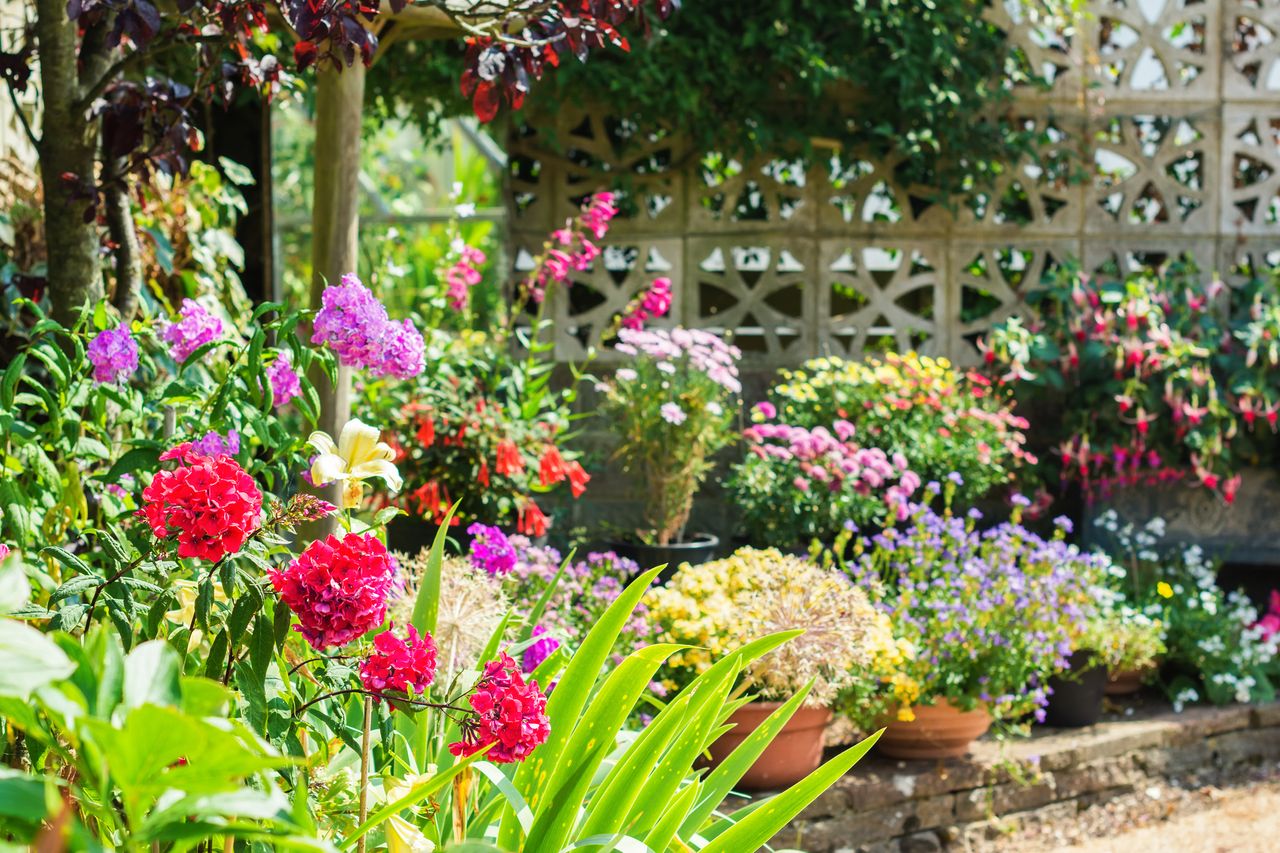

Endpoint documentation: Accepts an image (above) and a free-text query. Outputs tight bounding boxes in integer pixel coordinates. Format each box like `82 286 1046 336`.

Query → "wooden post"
303 61 366 539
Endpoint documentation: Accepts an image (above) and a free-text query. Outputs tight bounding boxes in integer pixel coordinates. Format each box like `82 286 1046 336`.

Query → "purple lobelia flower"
162 299 223 363
87 326 139 384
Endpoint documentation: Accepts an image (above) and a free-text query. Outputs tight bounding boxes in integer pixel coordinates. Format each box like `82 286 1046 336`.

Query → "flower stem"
357 695 372 853
451 765 472 841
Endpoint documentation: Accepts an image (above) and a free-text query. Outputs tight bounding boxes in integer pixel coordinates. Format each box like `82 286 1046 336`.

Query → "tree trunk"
301 62 366 540
104 157 143 320
35 0 104 324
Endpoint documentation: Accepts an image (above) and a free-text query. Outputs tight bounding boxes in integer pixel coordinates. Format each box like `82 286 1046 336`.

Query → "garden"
3 0 1280 850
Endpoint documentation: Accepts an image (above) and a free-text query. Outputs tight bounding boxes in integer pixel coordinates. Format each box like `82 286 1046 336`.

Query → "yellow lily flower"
308 419 402 509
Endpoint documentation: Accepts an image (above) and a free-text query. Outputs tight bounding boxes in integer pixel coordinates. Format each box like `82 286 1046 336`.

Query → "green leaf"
105 447 162 483
1 352 26 409
680 682 815 835
0 619 75 699
410 503 458 639
0 767 49 827
50 574 103 604
339 749 487 850
123 640 183 709
0 559 30 615
698 731 882 853
40 546 94 578
205 630 230 680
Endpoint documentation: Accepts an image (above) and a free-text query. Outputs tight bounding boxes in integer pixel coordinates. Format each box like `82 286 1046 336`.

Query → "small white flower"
615 368 638 382
455 202 477 218
656 361 676 374
660 402 687 425
706 401 723 416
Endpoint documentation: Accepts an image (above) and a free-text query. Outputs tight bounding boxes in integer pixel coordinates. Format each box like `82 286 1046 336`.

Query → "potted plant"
1090 606 1167 697
767 351 1034 506
837 491 1100 758
728 415 921 549
646 548 896 789
598 326 742 569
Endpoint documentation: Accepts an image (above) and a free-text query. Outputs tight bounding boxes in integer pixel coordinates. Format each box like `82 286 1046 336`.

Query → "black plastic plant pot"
1042 650 1108 728
609 533 721 583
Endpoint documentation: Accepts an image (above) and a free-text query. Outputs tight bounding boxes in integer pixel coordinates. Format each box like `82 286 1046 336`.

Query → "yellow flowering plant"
769 352 1034 505
645 548 899 707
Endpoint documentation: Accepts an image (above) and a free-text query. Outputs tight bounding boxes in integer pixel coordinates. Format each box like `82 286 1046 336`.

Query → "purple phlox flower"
468 523 517 576
162 299 223 363
267 350 302 408
522 624 561 673
87 326 139 384
191 429 240 458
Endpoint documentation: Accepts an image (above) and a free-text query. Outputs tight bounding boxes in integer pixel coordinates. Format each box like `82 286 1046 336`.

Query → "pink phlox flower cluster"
449 652 550 764
269 532 398 650
743 422 921 519
359 625 438 705
614 326 742 393
162 299 223 363
311 274 424 378
87 326 139 384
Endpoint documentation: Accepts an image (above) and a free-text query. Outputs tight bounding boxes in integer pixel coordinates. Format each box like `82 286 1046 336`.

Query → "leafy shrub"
836 495 1103 727
769 352 1033 506
983 262 1280 501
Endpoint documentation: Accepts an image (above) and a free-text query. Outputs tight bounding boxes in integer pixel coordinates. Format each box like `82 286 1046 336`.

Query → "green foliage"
371 1 1073 194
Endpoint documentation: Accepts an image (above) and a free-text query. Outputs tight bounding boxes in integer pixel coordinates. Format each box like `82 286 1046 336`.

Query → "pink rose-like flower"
449 653 550 764
162 299 223 363
269 532 398 650
360 625 438 706
87 326 139 384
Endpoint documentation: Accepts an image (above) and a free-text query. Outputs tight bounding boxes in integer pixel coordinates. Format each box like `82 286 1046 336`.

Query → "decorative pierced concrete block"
1087 0 1221 101
816 153 950 237
1224 0 1280 100
1220 104 1280 235
687 156 815 235
1087 106 1220 235
816 239 948 360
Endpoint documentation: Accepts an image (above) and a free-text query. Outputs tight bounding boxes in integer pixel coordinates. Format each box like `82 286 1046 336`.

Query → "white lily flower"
308 418 402 509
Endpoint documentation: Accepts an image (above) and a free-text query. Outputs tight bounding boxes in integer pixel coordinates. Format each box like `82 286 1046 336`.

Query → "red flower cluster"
269 532 398 650
537 446 589 498
359 625 438 706
449 653 550 764
140 446 263 561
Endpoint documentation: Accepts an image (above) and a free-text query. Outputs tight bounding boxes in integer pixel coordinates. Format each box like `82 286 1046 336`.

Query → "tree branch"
4 79 38 149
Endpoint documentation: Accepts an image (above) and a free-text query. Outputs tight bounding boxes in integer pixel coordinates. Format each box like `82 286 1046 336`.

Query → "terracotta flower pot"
704 701 832 790
1105 666 1151 696
877 700 992 760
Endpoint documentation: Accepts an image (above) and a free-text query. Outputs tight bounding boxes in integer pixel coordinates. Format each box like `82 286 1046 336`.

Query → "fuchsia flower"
87 326 139 384
139 445 263 562
267 350 302 408
269 532 398 650
360 625 438 706
449 652 550 763
621 276 674 331
162 299 223 363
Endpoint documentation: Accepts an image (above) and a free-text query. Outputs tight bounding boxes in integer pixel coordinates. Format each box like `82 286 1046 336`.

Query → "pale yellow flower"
166 579 227 646
385 815 434 853
308 419 402 509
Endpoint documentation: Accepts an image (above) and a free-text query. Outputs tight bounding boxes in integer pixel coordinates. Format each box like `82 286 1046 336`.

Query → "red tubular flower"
449 653 550 764
416 416 436 449
518 500 549 537
495 439 523 477
566 460 589 498
360 625 438 707
139 448 263 561
269 532 397 650
538 446 568 486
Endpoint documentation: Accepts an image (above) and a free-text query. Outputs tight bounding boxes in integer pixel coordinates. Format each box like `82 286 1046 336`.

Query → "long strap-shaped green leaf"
577 631 800 841
522 643 685 853
497 566 663 848
696 730 883 853
402 506 459 768
644 779 702 852
339 746 486 849
679 681 815 838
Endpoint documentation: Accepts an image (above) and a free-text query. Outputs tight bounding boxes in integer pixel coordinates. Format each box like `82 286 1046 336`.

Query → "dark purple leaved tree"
3 0 677 323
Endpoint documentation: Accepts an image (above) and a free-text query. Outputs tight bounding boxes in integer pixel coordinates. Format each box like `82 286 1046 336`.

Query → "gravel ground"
992 765 1280 853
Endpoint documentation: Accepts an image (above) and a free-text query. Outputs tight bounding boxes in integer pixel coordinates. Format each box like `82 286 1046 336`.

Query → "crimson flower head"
269 532 398 650
360 625 438 707
449 652 550 764
139 447 263 561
